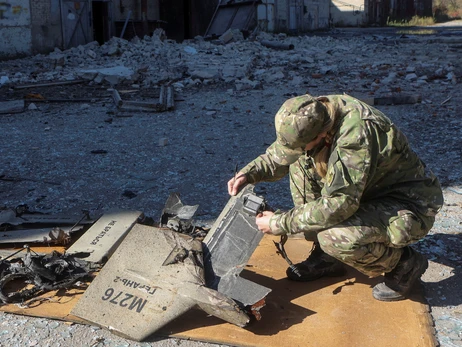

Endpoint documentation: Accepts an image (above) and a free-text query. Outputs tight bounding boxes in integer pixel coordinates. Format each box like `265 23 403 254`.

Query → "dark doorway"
183 0 191 40
92 0 111 44
159 0 218 42
159 0 186 42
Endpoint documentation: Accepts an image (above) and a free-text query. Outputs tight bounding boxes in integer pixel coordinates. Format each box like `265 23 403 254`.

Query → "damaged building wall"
388 0 432 22
31 0 62 54
330 0 367 27
259 0 330 32
0 0 32 59
61 1 93 49
259 0 369 30
190 0 220 38
113 0 159 22
1 0 95 60
113 0 161 39
302 0 330 30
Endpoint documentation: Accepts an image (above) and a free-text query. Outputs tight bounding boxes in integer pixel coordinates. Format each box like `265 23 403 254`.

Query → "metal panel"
61 0 93 49
0 226 83 244
203 184 271 307
66 210 143 264
206 1 259 37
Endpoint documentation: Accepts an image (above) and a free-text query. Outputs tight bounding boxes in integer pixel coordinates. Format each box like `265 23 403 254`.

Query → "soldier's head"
272 94 331 165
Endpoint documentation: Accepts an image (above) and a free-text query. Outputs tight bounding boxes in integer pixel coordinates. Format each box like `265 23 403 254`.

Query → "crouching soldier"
228 94 443 301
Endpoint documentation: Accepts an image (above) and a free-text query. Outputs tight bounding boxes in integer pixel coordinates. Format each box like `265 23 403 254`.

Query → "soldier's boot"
373 247 428 302
286 242 347 281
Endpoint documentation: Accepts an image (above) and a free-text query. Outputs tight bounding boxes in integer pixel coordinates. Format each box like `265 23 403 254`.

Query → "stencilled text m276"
101 288 147 313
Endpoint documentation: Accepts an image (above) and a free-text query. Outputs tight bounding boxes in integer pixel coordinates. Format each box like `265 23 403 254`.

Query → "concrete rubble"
0 30 458 98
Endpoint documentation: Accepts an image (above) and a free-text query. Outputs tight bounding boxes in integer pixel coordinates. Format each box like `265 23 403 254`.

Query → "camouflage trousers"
288 157 434 277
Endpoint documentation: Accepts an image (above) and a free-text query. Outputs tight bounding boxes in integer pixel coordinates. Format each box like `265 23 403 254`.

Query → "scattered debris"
112 85 175 113
441 96 452 105
90 149 108 154
0 187 270 341
0 207 93 245
0 246 95 304
160 192 199 236
260 40 295 50
357 94 422 106
0 100 25 114
0 226 83 245
12 80 87 90
0 205 93 227
0 174 61 186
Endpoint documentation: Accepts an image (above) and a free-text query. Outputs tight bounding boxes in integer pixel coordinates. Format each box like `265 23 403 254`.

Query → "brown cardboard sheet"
0 237 436 347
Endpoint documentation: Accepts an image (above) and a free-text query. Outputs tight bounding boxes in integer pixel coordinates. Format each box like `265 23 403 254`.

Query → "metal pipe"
120 10 132 38
260 40 294 50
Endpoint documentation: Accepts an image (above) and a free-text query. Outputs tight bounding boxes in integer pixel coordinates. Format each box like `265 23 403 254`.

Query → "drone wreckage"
0 185 272 341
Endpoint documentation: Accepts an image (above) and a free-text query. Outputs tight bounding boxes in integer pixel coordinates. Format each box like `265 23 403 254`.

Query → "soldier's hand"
256 211 274 234
228 172 247 196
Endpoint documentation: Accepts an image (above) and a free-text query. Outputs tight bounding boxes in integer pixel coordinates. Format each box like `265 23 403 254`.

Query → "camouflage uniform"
240 94 443 277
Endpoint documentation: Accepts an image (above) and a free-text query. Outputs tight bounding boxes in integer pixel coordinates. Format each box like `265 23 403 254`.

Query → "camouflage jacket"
240 95 444 235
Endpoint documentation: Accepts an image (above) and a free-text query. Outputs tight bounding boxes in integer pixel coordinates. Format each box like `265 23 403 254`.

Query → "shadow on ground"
415 233 462 307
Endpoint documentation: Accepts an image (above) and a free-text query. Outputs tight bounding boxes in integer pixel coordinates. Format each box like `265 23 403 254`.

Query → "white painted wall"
0 0 32 58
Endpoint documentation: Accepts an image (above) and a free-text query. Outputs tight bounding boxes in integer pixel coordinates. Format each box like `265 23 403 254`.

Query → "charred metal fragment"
203 184 271 316
161 230 202 266
160 192 199 235
0 247 95 304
